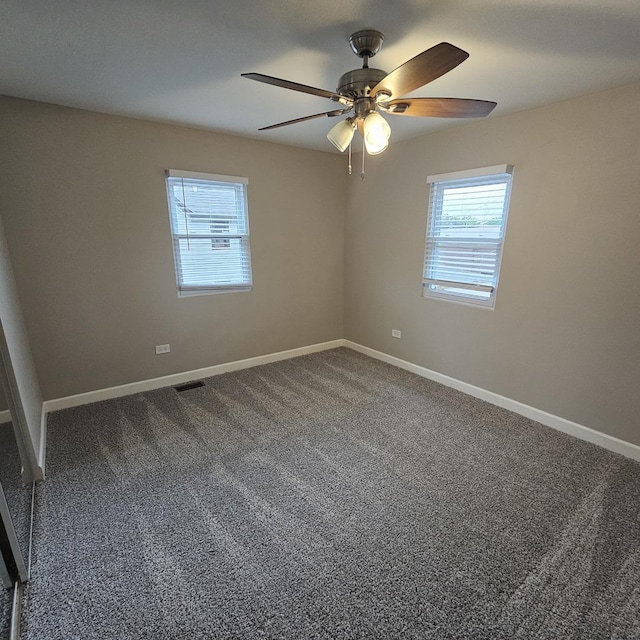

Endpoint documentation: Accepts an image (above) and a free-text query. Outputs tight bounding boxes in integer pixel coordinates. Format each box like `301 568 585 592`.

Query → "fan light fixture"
327 112 391 156
363 112 391 155
326 117 356 152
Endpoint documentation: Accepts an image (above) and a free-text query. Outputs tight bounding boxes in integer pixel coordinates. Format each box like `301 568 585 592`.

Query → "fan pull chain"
348 142 352 175
361 145 365 181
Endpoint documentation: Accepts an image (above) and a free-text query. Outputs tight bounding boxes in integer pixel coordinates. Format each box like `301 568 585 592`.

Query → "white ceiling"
2 0 640 153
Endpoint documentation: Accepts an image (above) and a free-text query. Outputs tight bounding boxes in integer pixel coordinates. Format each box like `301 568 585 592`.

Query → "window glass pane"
426 240 502 286
434 182 507 240
168 179 247 237
175 238 250 288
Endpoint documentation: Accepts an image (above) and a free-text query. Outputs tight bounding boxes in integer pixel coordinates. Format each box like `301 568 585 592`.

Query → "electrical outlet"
391 329 401 339
155 344 171 354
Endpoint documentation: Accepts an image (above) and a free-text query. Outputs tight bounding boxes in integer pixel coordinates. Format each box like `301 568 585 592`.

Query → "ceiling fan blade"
385 97 497 118
258 109 351 131
242 73 351 104
371 43 469 99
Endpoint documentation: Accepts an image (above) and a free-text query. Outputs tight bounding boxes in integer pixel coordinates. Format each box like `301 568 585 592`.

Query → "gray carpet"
22 348 640 639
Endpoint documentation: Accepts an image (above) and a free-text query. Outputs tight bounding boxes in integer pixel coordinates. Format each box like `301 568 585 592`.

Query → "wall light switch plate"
155 344 171 354
391 329 401 339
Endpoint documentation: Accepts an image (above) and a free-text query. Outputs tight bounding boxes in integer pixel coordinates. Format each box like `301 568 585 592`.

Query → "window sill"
422 288 496 310
178 286 252 298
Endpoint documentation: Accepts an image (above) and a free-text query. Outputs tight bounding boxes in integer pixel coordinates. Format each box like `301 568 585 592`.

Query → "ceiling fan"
242 29 497 156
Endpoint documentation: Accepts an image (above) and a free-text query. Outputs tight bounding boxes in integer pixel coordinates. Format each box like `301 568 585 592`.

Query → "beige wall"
345 82 640 446
0 97 346 399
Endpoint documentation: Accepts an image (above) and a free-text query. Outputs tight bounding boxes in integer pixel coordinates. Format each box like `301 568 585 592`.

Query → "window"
422 164 513 308
165 170 252 296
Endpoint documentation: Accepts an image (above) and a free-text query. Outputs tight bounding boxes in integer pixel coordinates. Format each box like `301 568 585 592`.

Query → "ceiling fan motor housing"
337 67 387 99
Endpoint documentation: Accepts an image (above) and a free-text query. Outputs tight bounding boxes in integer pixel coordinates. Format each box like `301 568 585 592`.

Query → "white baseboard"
0 409 11 424
344 340 640 463
39 338 640 469
42 339 345 414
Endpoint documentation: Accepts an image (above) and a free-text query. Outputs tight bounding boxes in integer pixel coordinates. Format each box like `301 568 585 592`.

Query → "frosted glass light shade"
363 112 391 155
327 118 356 152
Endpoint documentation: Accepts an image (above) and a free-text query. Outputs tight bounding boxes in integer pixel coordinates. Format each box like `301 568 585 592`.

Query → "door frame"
0 320 41 483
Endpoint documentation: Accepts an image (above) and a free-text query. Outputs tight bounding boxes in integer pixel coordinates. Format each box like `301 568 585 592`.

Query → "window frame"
164 169 252 298
422 164 513 309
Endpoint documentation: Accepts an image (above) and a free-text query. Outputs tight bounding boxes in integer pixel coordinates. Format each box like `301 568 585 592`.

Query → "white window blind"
165 170 252 296
423 165 513 308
